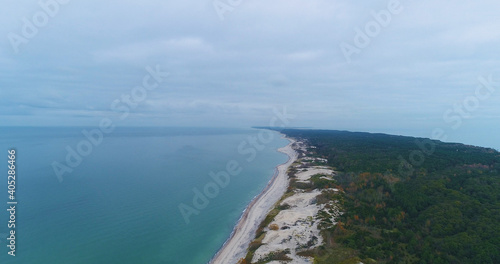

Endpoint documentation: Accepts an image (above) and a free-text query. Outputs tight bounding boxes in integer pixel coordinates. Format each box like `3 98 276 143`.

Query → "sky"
1 0 500 149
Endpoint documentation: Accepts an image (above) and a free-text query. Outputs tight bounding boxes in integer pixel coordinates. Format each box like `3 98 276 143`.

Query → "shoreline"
208 134 298 264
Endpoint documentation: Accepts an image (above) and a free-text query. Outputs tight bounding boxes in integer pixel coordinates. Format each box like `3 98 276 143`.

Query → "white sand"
209 136 298 264
250 165 339 264
252 190 323 264
295 167 335 183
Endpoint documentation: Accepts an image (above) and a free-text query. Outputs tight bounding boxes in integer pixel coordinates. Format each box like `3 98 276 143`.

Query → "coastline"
209 134 298 264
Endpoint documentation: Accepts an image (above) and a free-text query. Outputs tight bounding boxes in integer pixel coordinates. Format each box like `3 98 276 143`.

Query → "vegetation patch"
255 249 292 263
278 129 500 263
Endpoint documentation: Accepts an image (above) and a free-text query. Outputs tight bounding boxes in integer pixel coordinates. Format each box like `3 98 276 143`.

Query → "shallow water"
0 127 288 264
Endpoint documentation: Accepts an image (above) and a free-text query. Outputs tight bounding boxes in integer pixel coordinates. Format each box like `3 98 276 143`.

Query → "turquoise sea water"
0 127 288 264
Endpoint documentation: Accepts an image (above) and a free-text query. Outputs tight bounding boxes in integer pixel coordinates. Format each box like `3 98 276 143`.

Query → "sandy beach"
251 163 339 263
209 135 298 264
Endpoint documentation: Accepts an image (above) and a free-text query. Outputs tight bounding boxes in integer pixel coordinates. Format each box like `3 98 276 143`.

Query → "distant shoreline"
208 134 298 264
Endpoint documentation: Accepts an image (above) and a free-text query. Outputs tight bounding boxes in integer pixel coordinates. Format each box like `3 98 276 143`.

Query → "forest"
276 129 500 264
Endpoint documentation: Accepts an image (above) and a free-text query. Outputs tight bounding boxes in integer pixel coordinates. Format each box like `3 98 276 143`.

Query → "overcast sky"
1 0 499 148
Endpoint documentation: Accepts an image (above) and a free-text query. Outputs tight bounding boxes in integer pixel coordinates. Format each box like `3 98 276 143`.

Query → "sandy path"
208 136 298 264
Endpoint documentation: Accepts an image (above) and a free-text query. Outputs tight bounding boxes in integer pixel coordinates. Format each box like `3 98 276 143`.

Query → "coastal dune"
209 136 298 264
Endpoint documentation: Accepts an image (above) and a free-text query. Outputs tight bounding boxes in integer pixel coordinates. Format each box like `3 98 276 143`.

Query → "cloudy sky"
1 0 499 148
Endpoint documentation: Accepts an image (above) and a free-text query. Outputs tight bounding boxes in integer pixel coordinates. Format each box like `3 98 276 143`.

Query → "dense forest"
275 129 500 264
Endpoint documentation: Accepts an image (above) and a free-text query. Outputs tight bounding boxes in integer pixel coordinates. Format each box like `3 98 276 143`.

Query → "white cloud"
286 50 322 61
1 0 500 148
92 37 213 63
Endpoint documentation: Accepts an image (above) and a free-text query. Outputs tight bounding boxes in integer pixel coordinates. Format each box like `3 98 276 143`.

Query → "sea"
0 127 289 264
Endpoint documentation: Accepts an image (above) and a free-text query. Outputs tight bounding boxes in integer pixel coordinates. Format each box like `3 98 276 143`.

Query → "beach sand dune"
209 136 298 264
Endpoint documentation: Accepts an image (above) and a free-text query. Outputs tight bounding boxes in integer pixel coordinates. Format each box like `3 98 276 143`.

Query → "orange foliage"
337 221 345 231
397 211 406 221
269 224 279 231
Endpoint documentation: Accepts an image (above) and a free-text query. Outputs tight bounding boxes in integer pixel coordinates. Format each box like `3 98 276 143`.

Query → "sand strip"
208 135 298 264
